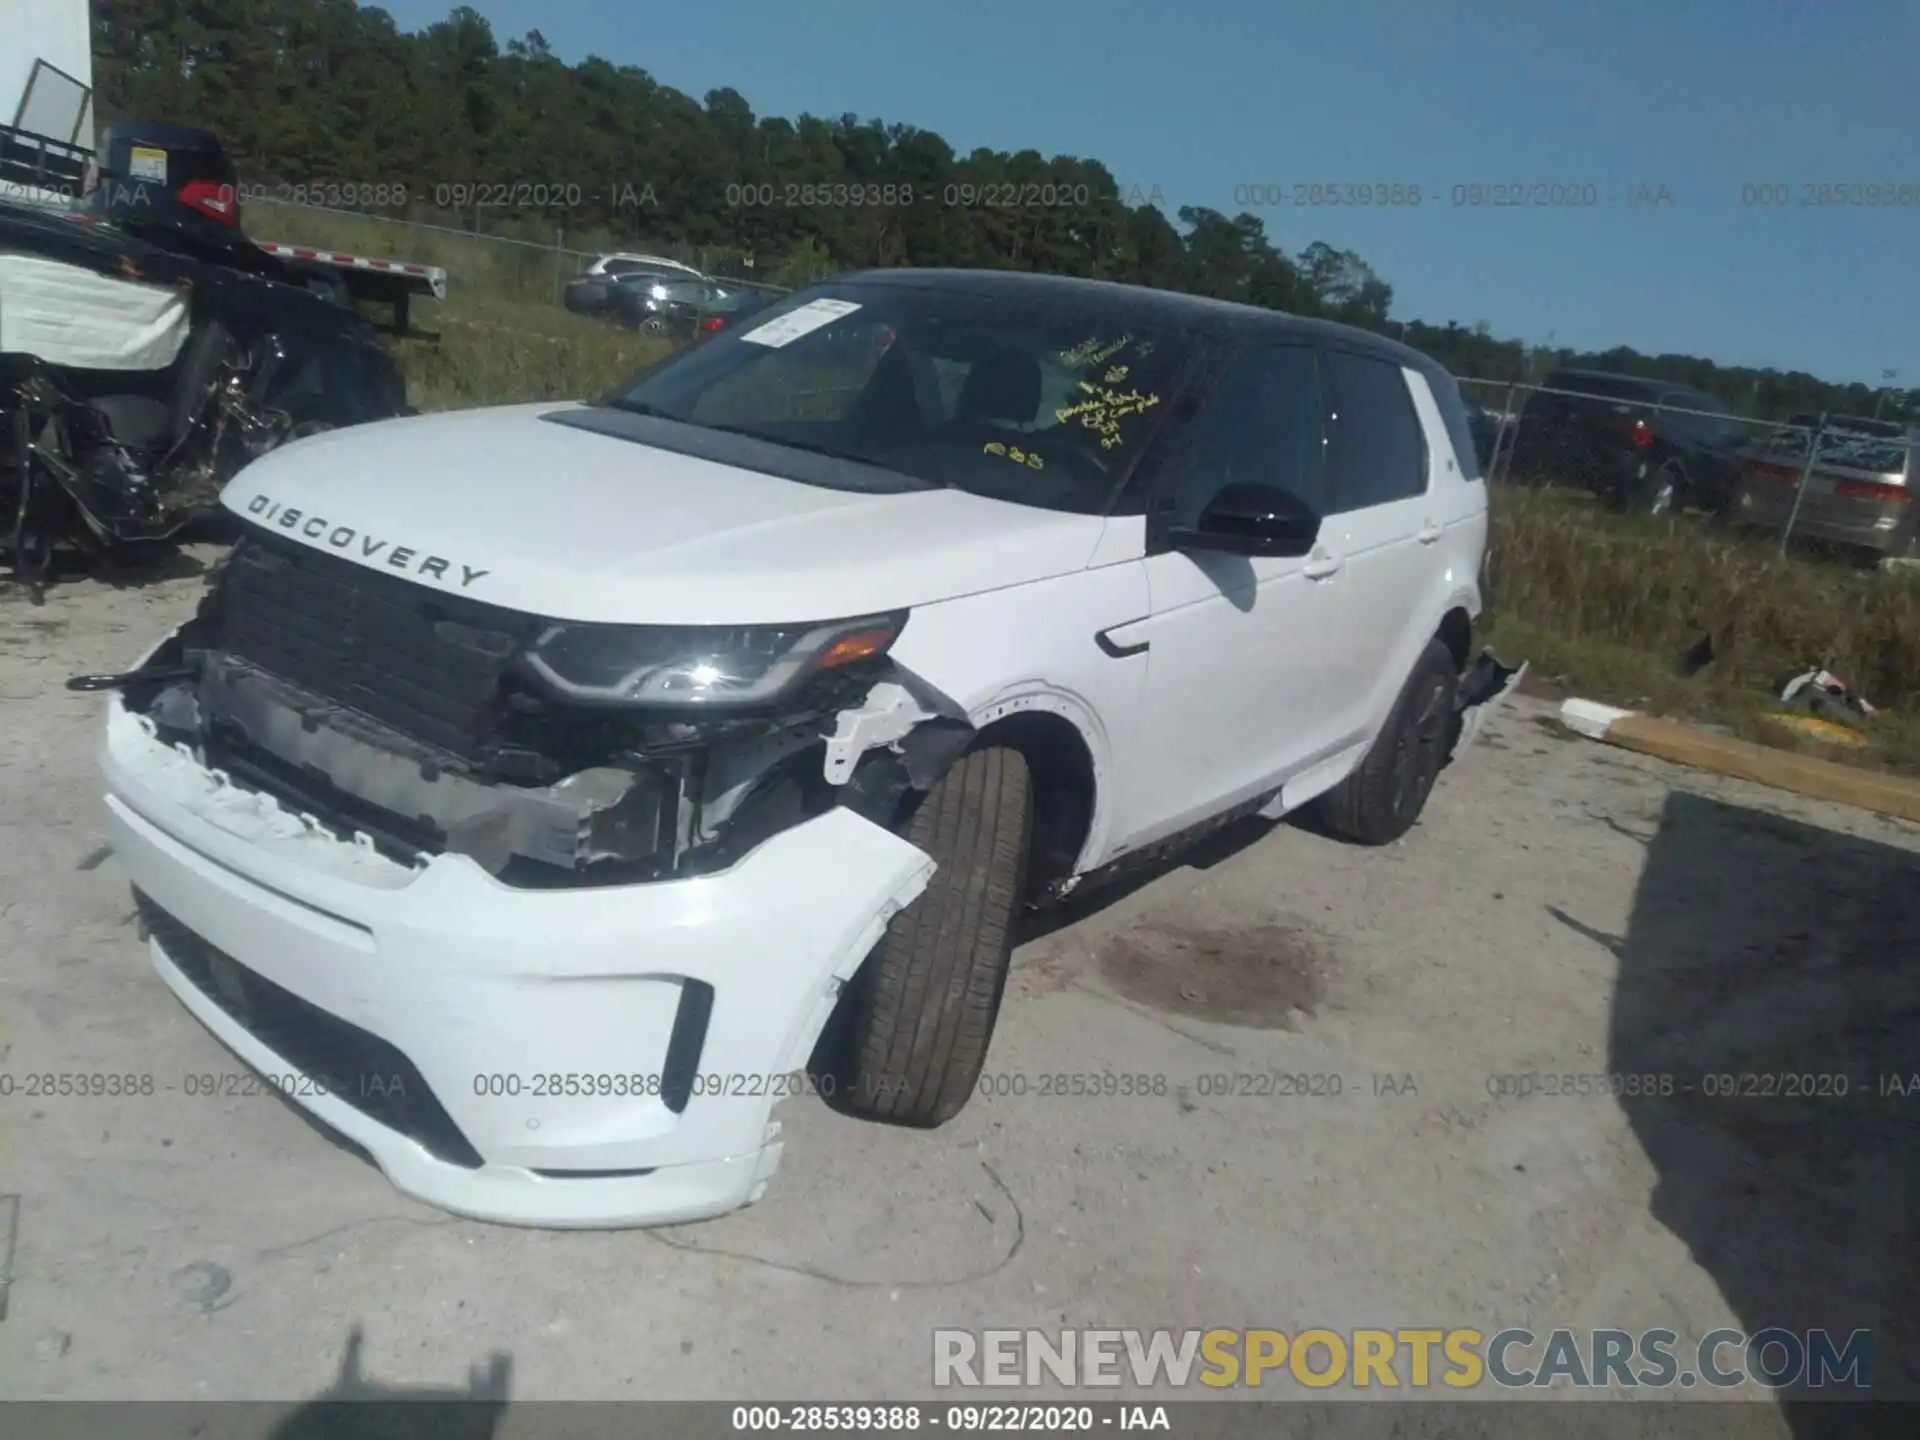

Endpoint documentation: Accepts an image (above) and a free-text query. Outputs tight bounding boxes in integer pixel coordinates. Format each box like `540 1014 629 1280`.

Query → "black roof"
836 267 1447 377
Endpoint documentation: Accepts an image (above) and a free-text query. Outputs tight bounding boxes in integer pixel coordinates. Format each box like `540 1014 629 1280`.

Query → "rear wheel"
1620 458 1684 515
1316 639 1458 846
818 746 1033 1127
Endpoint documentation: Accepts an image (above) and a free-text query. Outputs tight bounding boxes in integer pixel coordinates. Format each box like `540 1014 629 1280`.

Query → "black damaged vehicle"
1 122 410 602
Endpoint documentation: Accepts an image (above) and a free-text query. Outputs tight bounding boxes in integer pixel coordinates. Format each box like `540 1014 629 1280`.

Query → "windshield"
601 281 1188 513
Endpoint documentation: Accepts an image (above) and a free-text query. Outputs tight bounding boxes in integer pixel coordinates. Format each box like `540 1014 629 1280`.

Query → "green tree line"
91 0 1911 423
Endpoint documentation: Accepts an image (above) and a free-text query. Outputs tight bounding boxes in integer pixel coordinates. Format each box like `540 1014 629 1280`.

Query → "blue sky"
383 0 1920 388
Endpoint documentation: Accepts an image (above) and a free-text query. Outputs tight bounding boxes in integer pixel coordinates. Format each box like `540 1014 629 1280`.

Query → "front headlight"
522 613 905 707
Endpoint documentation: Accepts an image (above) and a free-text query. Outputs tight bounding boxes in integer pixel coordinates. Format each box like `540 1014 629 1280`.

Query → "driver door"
1102 342 1349 852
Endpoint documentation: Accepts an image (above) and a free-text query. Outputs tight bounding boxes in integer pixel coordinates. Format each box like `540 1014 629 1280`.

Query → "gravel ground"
1 559 1915 1435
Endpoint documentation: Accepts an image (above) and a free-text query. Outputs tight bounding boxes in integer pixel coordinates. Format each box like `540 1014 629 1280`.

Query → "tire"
820 745 1033 1127
1316 639 1458 847
1616 458 1683 515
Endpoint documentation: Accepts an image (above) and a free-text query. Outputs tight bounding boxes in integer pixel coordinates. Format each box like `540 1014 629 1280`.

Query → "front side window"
1166 344 1326 528
604 283 1191 512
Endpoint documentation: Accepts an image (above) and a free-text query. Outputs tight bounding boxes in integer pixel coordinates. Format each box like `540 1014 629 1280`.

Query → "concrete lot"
1 558 1915 1430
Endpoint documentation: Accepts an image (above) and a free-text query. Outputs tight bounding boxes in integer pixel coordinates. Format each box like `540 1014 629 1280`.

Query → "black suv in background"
611 277 782 338
1508 369 1749 514
561 254 707 318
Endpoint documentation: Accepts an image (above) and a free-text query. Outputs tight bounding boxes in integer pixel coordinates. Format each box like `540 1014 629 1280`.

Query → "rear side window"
1322 350 1427 511
1426 368 1483 481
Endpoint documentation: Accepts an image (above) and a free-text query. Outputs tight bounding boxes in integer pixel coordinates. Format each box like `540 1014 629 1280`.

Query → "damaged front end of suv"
79 524 974 888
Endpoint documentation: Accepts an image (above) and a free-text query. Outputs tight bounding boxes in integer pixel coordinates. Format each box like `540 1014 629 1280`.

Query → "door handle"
1417 519 1443 545
1094 621 1150 659
1302 548 1342 580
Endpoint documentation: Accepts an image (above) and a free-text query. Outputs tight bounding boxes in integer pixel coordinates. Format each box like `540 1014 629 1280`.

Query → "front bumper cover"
101 692 935 1228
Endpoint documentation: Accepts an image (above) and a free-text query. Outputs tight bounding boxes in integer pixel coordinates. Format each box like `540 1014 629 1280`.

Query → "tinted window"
1674 393 1747 445
1166 344 1325 528
1655 390 1702 436
1322 350 1426 511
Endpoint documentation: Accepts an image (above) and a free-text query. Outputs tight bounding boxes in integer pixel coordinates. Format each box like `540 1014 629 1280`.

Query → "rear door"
1316 347 1448 745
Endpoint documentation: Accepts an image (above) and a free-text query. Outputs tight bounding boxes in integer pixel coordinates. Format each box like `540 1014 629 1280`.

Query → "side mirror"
1168 481 1321 558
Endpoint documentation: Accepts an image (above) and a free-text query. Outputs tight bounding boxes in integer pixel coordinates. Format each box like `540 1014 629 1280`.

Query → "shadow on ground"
1 535 212 607
267 1324 512 1439
1608 790 1919 1433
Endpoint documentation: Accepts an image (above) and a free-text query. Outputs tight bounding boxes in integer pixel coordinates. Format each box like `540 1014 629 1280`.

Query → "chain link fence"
242 196 798 307
1456 377 1919 566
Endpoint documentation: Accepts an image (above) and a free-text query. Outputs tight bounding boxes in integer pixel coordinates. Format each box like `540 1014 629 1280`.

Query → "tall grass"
1487 488 1920 708
396 295 672 411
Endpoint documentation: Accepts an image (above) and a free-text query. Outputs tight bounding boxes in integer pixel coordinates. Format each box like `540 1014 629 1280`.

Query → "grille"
221 529 530 762
136 890 484 1169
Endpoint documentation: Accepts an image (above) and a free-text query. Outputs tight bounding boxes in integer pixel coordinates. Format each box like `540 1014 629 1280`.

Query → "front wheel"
1316 639 1458 846
817 745 1033 1127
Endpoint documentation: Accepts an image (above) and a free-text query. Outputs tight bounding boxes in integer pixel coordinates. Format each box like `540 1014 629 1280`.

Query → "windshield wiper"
693 422 931 477
602 397 668 418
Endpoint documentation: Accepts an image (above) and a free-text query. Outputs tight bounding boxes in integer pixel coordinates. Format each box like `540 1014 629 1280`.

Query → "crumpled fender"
1452 649 1528 758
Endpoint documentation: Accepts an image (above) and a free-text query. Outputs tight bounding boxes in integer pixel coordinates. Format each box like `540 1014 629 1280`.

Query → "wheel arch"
1436 605 1474 672
968 696 1106 899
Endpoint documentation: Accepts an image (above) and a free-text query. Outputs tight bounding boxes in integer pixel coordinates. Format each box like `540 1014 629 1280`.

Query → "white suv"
88 269 1515 1228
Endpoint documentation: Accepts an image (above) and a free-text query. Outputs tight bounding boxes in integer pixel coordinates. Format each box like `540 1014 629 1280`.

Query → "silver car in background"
1735 413 1919 559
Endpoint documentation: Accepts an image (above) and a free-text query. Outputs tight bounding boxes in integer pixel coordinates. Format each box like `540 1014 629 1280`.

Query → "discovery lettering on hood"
245 492 491 589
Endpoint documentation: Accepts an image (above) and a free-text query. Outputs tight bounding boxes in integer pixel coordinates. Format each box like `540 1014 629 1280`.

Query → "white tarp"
0 250 190 370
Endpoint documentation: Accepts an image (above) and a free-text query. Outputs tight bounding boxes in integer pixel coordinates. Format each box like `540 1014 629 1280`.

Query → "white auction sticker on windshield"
738 297 862 348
